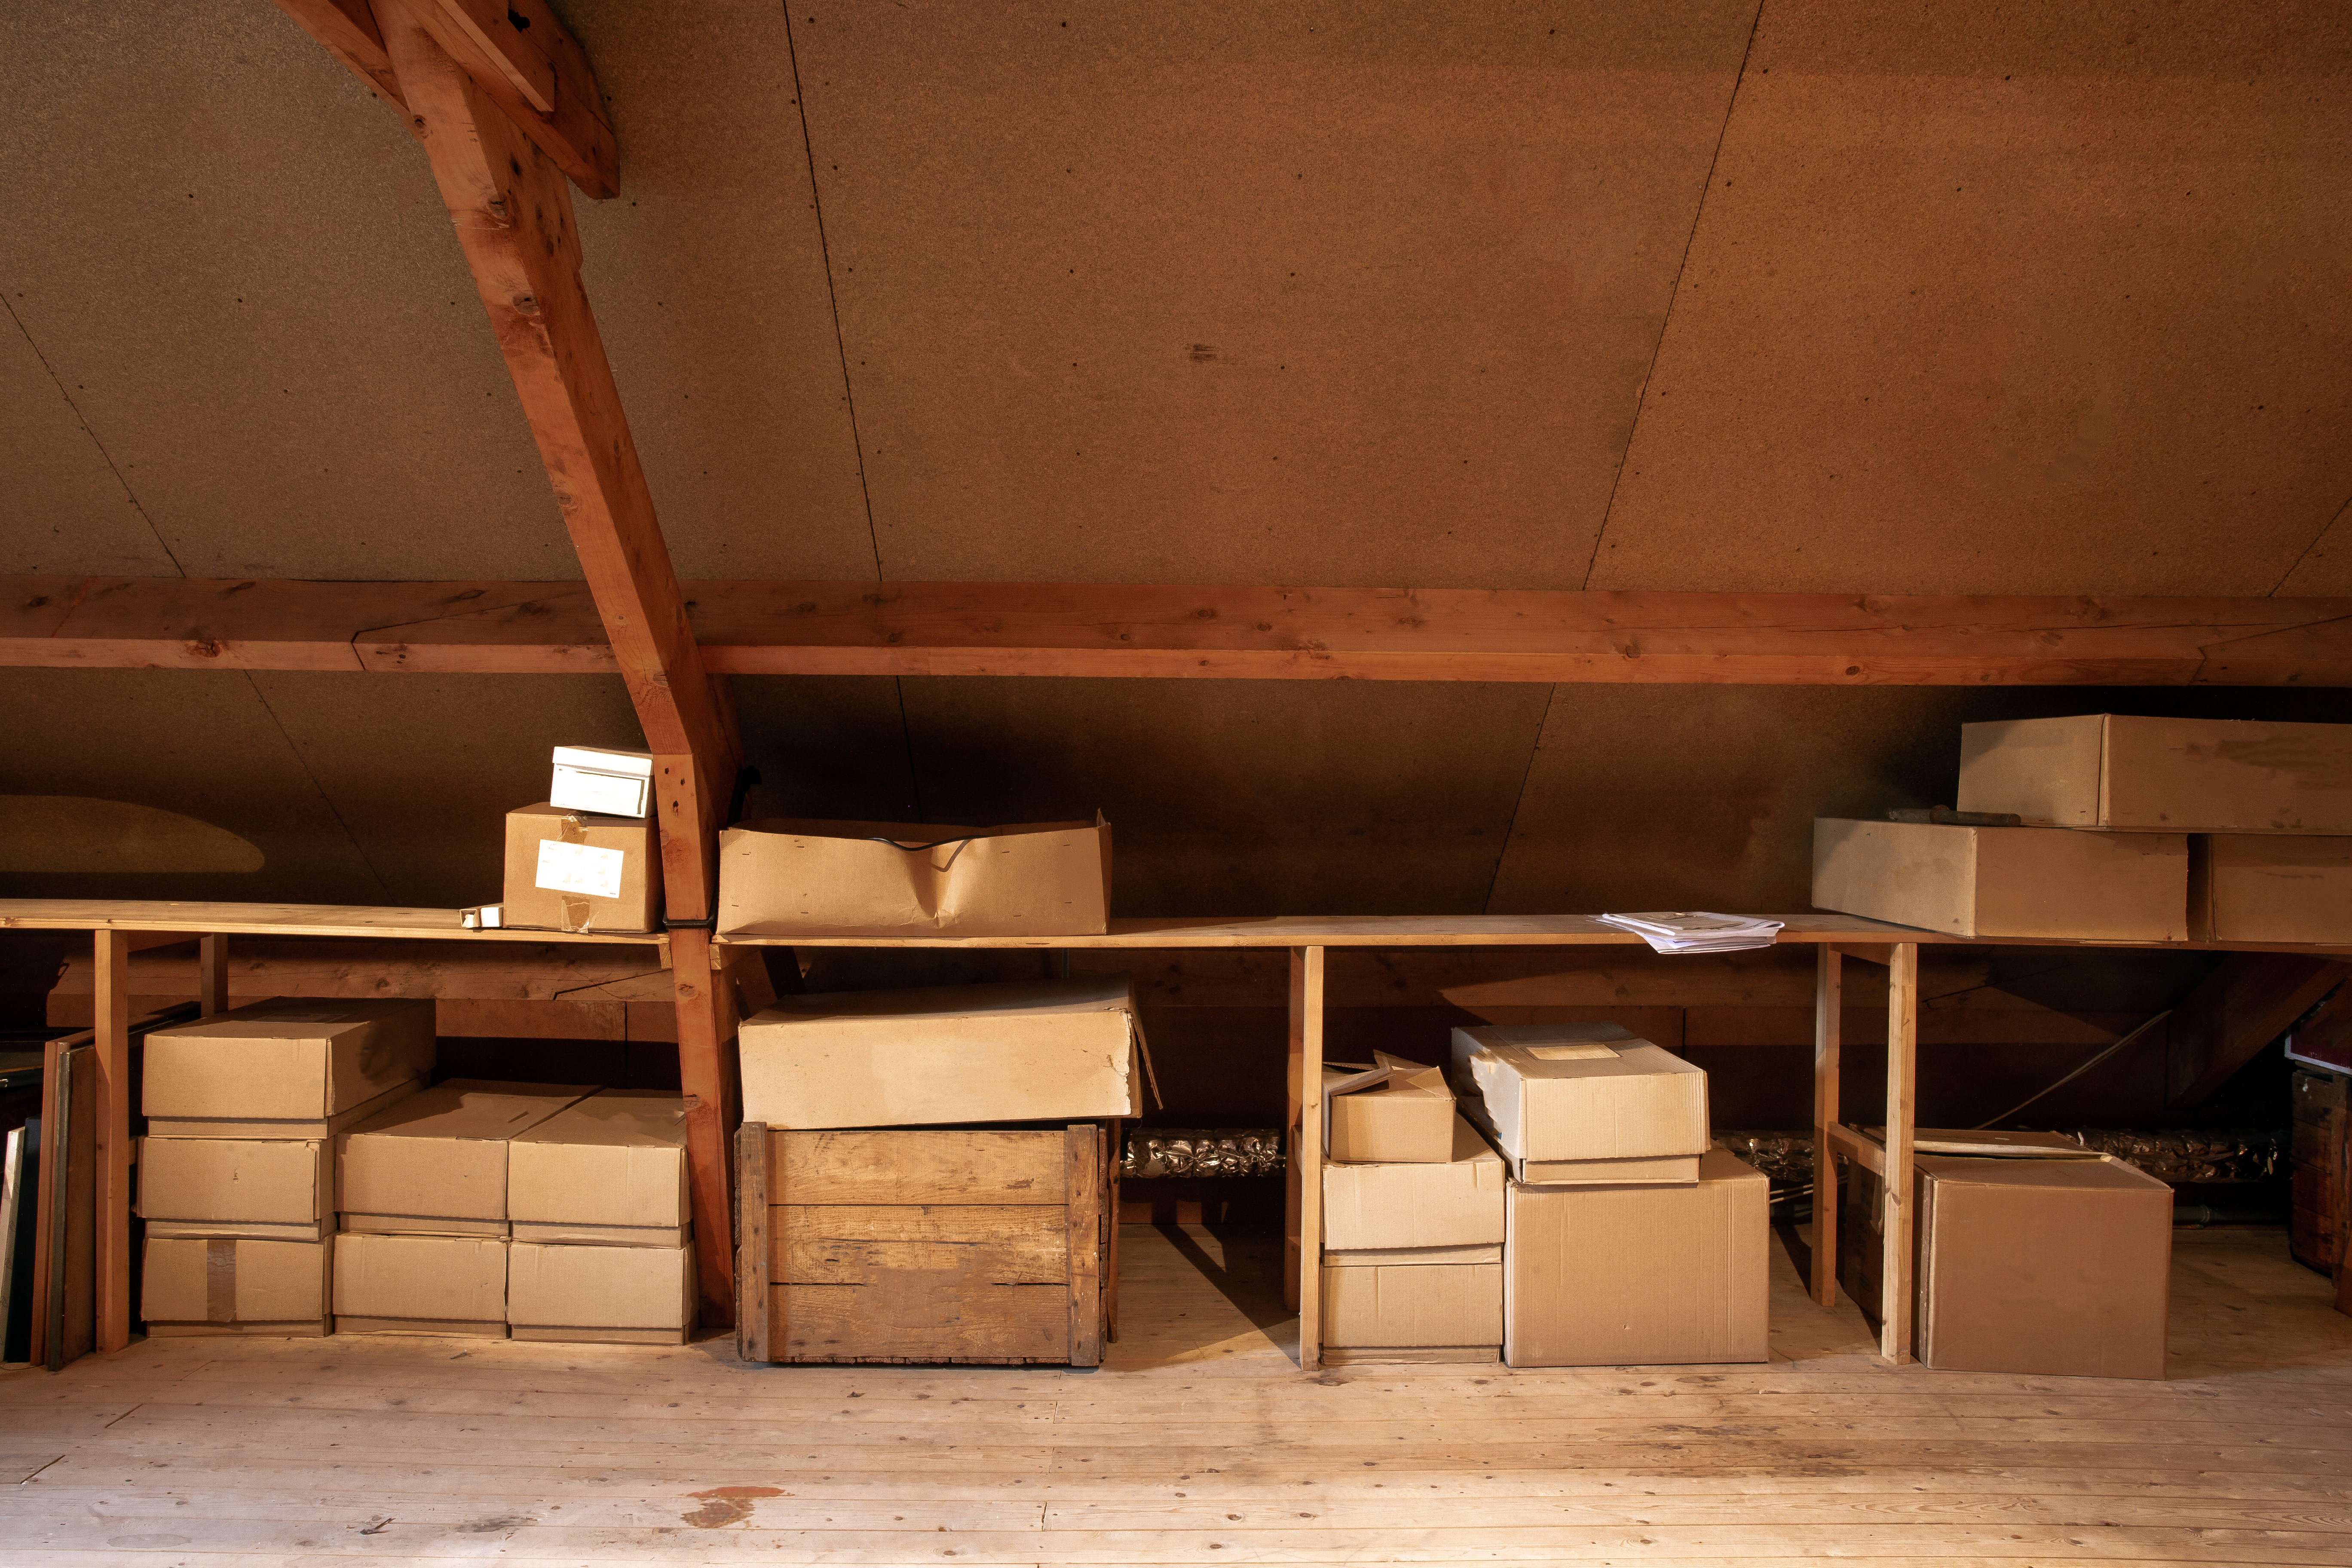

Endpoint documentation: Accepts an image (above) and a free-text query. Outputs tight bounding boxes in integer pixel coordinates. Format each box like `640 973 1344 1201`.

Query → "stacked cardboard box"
1452 1022 1768 1368
1320 1110 1506 1364
136 998 436 1337
507 1090 695 1344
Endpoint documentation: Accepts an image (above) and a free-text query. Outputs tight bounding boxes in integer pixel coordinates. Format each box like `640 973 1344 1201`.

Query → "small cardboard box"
739 976 1152 1128
1320 1260 1502 1360
2191 835 2352 945
1323 1053 1457 1164
1957 713 2352 834
144 997 435 1139
508 1090 690 1247
1504 1147 1769 1367
341 1080 598 1236
502 802 661 934
1812 818 2187 941
142 1236 331 1337
137 1137 331 1242
1322 1114 1506 1251
717 816 1111 938
333 1231 508 1337
549 744 654 818
1449 1023 1708 1184
508 1241 693 1344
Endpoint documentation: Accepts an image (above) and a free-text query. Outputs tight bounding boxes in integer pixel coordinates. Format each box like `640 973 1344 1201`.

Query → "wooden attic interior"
4 1 2352 1563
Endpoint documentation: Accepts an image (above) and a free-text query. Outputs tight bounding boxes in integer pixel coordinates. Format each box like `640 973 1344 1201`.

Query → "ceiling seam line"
1577 0 1767 591
237 671 394 901
2269 492 2352 596
1479 683 1559 916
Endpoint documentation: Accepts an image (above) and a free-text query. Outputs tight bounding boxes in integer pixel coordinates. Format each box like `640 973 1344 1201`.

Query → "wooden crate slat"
772 1129 1068 1205
779 1281 1069 1361
776 1205 1068 1283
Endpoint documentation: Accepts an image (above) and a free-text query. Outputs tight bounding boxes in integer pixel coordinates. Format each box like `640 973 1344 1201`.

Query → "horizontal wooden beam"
7 577 2352 686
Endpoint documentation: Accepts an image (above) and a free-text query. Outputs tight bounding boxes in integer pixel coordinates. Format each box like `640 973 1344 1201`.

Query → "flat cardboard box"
137 1136 331 1242
1504 1147 1770 1367
508 1090 691 1247
502 802 661 935
143 997 435 1138
739 976 1152 1128
508 1241 693 1343
1957 714 2352 834
1812 818 2187 940
1449 1023 1708 1184
142 1236 331 1336
341 1080 597 1236
1321 1114 1506 1250
1320 1260 1502 1355
333 1231 508 1337
718 816 1110 938
2192 835 2352 945
1323 1053 1456 1163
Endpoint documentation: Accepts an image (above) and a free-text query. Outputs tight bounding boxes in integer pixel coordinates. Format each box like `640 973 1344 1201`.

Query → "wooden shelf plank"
0 900 666 952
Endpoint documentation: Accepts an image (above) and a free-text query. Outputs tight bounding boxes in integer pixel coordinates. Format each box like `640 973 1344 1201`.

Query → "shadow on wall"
0 797 263 874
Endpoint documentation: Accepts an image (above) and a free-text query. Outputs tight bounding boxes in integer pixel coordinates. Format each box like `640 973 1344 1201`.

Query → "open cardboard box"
1322 1052 1456 1163
719 816 1111 938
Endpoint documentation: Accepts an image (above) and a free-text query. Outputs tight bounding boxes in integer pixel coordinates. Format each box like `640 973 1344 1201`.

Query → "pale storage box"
1449 1023 1708 1184
1322 1115 1505 1252
138 1137 330 1242
549 744 654 818
334 1232 508 1337
1320 1262 1501 1363
1323 1053 1456 1163
341 1080 597 1236
718 816 1110 938
1504 1148 1769 1367
740 976 1152 1128
1812 818 2187 941
508 1241 693 1344
2191 835 2352 945
1957 714 2352 833
508 1089 690 1247
502 803 661 934
144 997 434 1139
142 1236 331 1337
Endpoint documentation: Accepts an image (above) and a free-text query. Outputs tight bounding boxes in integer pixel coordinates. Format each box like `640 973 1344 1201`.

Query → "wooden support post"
735 1121 770 1363
197 934 230 1017
92 930 132 1354
671 927 738 1328
1286 945 1326 1370
1879 941 1919 1364
1811 943 1842 1308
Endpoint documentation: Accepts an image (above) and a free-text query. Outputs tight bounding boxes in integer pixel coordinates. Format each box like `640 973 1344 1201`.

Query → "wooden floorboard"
2 1226 2347 1565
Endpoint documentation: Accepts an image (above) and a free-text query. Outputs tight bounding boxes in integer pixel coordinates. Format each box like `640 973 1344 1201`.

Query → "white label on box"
536 840 626 900
549 766 651 818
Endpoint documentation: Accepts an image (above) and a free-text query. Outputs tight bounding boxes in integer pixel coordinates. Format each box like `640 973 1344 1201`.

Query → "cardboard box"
1323 1053 1456 1163
141 1236 331 1336
1957 714 2352 834
1320 1261 1501 1360
333 1231 508 1336
341 1080 597 1236
549 744 654 818
508 1090 690 1247
2192 835 2352 944
1504 1148 1769 1367
718 816 1110 938
144 997 435 1139
739 976 1152 1128
502 802 661 935
508 1241 693 1343
1812 818 2187 940
137 1137 331 1242
1322 1114 1506 1250
1449 1023 1708 1184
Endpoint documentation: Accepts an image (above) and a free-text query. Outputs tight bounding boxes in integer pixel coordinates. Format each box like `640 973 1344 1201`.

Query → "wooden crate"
2292 1067 2346 1276
735 1123 1117 1366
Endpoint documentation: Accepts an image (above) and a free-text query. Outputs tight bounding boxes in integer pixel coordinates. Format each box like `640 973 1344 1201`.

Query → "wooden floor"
2 1226 2348 1565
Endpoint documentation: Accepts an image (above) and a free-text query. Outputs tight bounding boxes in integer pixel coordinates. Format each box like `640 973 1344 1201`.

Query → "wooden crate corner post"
735 1121 771 1363
1066 1123 1104 1366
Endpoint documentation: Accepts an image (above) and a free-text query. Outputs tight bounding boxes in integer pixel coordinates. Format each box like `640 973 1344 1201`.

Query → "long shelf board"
0 900 666 950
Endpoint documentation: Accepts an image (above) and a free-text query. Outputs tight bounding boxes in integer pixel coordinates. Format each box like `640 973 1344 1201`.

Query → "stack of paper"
1596 912 1785 954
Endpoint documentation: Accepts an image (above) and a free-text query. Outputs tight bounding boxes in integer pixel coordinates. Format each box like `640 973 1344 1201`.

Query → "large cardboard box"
1320 1261 1501 1361
2191 835 2352 944
1449 1023 1708 1184
1957 714 2352 834
333 1231 508 1336
1812 818 2187 940
502 802 661 934
740 976 1152 1128
142 1236 331 1337
341 1080 597 1236
508 1241 693 1343
508 1090 690 1247
144 997 435 1139
137 1137 331 1242
1322 1115 1506 1252
1504 1148 1769 1367
718 816 1111 938
1323 1054 1456 1164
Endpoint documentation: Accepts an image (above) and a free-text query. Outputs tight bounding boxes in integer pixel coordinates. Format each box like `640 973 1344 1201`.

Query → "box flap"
752 973 1135 1029
511 1089 686 1150
350 1080 600 1142
1917 1153 2171 1194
